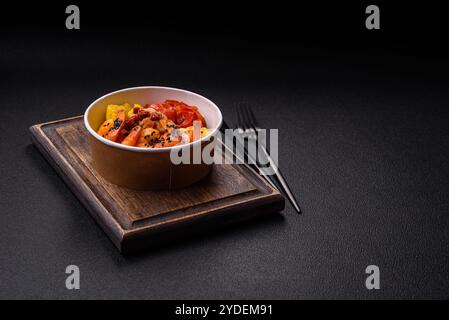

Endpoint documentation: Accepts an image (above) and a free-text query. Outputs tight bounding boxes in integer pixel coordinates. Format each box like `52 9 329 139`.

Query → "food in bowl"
85 86 222 190
97 100 209 148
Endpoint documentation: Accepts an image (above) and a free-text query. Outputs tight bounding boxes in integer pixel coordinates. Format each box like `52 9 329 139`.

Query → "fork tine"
241 102 257 129
238 102 249 130
242 103 256 130
240 103 250 130
240 103 248 128
236 103 244 129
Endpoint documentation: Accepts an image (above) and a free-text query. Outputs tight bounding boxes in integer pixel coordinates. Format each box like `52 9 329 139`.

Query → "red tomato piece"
163 106 177 121
176 110 195 128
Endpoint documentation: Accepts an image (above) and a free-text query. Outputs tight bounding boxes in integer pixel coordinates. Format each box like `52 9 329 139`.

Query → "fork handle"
246 141 301 214
258 144 301 214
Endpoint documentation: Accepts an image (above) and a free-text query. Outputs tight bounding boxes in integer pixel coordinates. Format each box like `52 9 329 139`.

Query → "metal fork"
236 102 301 214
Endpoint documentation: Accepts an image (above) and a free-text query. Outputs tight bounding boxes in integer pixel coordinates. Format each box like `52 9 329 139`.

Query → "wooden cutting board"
30 116 284 254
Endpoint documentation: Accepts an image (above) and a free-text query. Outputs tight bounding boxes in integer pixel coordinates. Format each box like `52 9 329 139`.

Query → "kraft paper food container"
84 86 223 190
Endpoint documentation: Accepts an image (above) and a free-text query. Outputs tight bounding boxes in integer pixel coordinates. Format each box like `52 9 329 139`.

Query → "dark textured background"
1 2 449 299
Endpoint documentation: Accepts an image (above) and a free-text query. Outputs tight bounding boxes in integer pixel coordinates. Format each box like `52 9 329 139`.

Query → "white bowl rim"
84 86 223 153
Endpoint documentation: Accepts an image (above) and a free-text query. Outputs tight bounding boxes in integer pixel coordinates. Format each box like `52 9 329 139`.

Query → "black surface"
1 2 449 299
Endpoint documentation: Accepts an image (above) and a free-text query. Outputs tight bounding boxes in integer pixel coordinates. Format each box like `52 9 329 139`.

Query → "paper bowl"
84 86 222 190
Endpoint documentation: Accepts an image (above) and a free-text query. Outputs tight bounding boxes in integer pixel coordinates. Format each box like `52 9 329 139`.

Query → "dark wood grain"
30 116 285 253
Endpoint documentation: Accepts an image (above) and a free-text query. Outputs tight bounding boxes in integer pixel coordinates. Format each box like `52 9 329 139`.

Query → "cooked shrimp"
121 125 142 146
136 128 160 148
154 131 181 148
139 117 156 129
105 110 126 142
